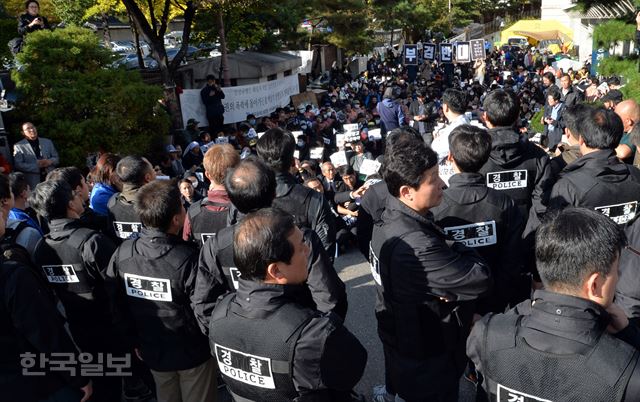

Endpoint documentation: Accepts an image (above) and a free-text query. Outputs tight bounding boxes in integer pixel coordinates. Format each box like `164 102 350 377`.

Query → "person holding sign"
208 208 367 402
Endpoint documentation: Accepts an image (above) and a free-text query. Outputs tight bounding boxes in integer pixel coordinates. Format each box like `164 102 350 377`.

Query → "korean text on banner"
180 75 300 127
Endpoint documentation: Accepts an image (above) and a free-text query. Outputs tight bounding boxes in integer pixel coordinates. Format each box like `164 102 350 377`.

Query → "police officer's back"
208 208 367 401
0 178 94 402
468 208 640 402
106 179 216 402
107 156 156 241
30 179 120 402
478 89 553 225
549 106 640 226
31 179 118 346
194 158 347 335
432 125 525 312
256 128 336 254
183 143 239 246
370 137 492 401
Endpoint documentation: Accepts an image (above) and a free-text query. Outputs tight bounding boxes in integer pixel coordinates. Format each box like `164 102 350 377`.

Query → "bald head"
225 158 276 214
615 99 640 132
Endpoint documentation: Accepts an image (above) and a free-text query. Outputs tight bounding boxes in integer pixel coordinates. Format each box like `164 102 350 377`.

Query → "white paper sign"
359 159 381 176
291 130 303 138
336 134 346 149
330 151 348 167
343 123 358 132
310 147 324 160
368 128 382 140
180 75 300 126
455 42 470 63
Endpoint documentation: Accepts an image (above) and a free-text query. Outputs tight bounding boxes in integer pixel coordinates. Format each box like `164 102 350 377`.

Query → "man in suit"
13 122 59 190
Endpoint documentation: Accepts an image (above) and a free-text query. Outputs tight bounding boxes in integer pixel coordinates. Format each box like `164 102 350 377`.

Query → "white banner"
180 75 300 127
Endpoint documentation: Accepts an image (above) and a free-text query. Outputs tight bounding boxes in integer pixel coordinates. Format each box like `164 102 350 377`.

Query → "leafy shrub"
11 26 169 167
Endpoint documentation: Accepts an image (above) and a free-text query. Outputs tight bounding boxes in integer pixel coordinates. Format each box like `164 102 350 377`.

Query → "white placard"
330 151 348 167
359 159 381 176
294 150 300 160
310 147 324 160
180 75 300 127
368 128 382 141
291 130 303 138
336 134 346 149
257 132 266 138
343 123 358 132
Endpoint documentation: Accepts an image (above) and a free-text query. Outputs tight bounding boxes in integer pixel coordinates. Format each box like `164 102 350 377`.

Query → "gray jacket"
13 137 59 190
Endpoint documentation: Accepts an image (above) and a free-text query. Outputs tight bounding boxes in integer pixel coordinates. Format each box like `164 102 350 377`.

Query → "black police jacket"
0 251 89 402
356 180 389 258
194 224 347 335
208 280 367 401
616 217 640 320
432 173 525 313
107 185 143 241
468 290 640 402
272 172 336 254
33 218 117 352
370 196 492 394
105 228 210 371
479 127 553 219
549 150 640 225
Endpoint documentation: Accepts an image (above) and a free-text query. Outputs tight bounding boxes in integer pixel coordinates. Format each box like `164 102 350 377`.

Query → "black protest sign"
455 42 471 63
470 39 486 61
439 43 453 63
423 43 436 61
403 44 418 65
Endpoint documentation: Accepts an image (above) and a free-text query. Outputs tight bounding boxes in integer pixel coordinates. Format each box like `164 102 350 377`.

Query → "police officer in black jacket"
194 157 347 334
616 216 640 321
107 156 156 241
432 125 525 313
209 208 367 401
549 106 640 226
371 137 492 401
31 179 120 402
106 179 216 402
478 89 553 230
0 180 93 402
256 128 336 254
468 208 640 402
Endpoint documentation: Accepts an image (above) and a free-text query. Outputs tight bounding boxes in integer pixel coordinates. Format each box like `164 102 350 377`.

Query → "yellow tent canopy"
500 19 574 45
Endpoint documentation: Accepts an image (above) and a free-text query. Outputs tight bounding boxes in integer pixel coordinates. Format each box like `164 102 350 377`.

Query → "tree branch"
169 1 196 72
158 0 172 37
147 0 158 34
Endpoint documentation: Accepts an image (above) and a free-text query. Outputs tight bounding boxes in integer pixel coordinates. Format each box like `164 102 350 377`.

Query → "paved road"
334 248 384 400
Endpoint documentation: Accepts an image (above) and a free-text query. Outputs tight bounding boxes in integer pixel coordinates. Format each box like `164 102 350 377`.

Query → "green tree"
12 26 169 167
50 0 94 25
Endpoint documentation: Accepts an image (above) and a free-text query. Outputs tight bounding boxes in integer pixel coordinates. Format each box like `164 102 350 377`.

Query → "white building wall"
541 0 593 62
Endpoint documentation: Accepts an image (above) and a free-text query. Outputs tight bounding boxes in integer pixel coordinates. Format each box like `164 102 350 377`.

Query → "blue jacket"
90 183 117 217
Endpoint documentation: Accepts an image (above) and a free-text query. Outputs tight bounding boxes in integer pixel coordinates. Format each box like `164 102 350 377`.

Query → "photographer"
18 1 50 37
200 74 226 136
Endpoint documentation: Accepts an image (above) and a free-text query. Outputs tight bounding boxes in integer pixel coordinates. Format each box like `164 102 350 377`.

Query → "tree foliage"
593 19 636 47
12 26 169 167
